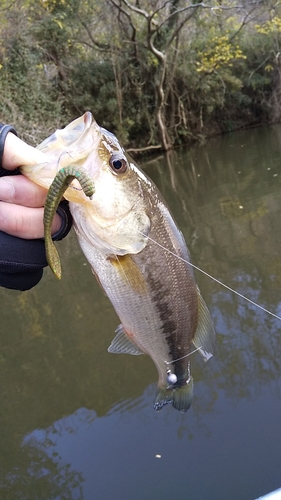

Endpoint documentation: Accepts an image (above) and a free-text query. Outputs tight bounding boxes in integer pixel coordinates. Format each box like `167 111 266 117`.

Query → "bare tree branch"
121 0 149 18
80 20 110 51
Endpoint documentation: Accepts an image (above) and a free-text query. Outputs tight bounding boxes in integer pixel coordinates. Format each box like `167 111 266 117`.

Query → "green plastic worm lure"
44 165 95 279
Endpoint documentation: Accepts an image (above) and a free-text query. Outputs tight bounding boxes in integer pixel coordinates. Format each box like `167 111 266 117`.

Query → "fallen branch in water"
126 144 162 154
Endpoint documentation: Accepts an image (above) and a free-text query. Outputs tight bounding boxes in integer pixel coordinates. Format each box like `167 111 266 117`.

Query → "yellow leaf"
54 19 63 29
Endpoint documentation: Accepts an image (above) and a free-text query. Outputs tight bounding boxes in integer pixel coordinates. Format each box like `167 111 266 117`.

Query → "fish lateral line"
138 231 281 322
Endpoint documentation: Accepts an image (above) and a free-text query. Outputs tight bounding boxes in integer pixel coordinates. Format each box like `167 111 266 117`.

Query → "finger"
2 133 46 170
0 175 48 208
0 202 61 239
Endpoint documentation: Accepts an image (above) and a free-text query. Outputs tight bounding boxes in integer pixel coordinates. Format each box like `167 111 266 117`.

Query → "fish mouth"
34 111 103 175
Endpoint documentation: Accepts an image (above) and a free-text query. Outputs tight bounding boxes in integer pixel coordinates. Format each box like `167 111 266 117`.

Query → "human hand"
0 128 72 290
0 131 62 238
2 129 47 169
0 174 62 238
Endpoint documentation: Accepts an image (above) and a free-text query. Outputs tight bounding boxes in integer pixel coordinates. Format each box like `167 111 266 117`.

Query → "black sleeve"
0 195 73 291
0 232 47 291
0 202 73 291
0 124 73 291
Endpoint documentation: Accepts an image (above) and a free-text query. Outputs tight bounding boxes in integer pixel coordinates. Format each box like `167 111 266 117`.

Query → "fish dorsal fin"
192 287 216 362
108 324 144 356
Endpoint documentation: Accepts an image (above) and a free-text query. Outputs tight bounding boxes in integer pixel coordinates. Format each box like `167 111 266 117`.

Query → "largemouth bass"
22 112 215 412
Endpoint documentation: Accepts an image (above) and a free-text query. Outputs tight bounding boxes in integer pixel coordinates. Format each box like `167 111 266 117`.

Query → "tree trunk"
155 57 172 151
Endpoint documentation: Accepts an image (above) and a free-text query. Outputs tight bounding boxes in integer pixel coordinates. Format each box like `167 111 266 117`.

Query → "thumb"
3 133 46 170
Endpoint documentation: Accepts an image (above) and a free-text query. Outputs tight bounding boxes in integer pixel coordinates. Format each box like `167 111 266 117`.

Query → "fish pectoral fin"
107 324 144 356
108 255 147 294
154 377 194 413
192 287 216 362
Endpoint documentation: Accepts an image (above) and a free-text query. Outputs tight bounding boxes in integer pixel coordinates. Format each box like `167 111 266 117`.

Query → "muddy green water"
1 126 281 499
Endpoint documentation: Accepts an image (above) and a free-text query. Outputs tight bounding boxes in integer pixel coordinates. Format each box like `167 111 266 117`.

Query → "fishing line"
165 346 203 364
140 232 281 322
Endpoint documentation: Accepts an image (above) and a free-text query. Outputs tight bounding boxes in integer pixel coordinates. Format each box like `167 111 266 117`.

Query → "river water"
1 126 281 499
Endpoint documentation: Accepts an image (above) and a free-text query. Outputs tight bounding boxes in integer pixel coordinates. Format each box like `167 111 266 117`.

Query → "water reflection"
0 437 83 499
1 125 281 498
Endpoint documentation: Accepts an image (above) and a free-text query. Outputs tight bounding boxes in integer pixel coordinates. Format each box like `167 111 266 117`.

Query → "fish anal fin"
154 377 194 413
192 287 216 362
107 255 147 294
108 324 144 356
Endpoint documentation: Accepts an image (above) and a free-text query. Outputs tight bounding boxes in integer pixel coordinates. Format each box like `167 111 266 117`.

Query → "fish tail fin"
154 377 194 413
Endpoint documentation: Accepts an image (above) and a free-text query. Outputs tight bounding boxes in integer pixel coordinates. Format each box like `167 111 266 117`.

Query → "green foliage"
0 35 65 142
1 0 281 149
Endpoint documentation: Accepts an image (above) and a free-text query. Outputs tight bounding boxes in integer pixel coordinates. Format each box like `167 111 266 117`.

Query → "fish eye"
109 156 128 174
